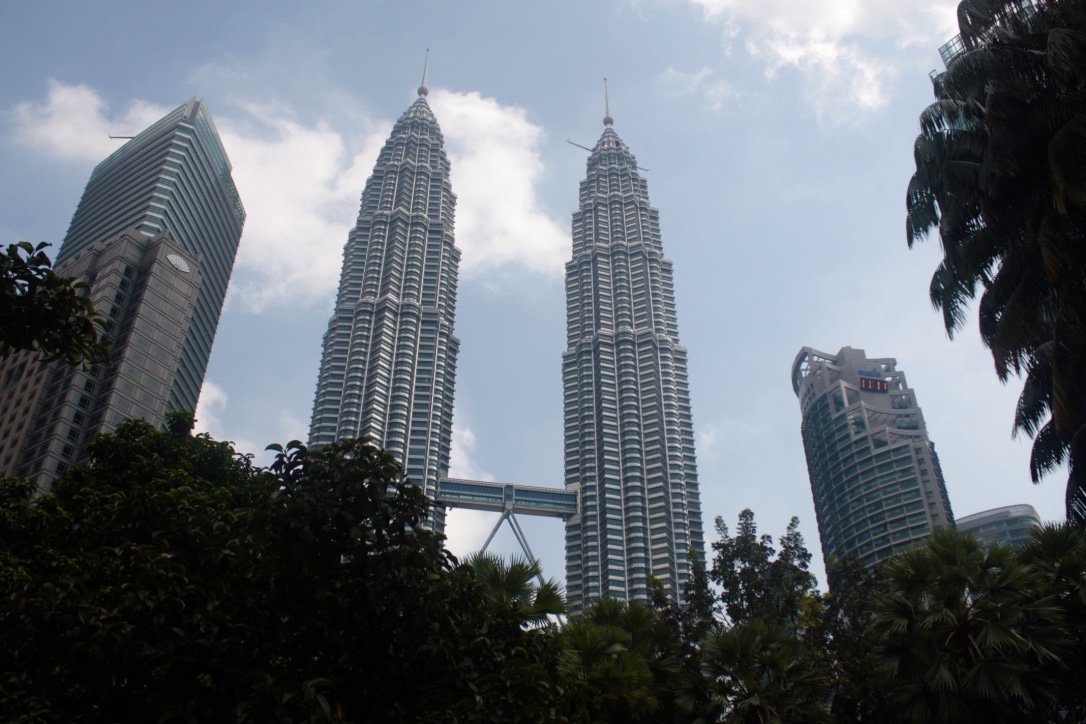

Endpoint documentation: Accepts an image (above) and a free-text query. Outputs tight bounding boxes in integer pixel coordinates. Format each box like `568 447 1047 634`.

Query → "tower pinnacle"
418 49 430 97
603 77 613 126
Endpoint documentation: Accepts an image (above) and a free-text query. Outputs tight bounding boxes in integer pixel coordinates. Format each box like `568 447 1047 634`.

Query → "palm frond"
1014 341 1054 437
1067 423 1086 524
1030 419 1069 482
1046 27 1086 91
1050 117 1086 214
930 262 975 335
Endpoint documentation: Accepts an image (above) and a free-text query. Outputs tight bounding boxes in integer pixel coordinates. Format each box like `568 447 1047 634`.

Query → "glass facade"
308 91 459 534
956 504 1041 547
56 98 245 415
563 119 703 612
0 99 244 491
792 347 955 568
12 231 202 490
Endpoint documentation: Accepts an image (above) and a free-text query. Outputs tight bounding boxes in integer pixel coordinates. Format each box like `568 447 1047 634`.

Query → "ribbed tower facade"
792 346 955 568
309 85 459 532
563 113 703 612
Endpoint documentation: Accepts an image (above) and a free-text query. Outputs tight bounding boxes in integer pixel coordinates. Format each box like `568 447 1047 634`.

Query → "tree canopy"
4 442 1085 723
905 0 1086 523
869 525 1086 722
0 241 109 366
0 418 562 722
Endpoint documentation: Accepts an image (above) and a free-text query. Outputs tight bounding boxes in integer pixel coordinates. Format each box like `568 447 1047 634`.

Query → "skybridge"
436 477 578 581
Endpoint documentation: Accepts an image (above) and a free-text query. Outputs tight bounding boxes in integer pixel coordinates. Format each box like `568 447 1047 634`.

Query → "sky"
0 0 1069 588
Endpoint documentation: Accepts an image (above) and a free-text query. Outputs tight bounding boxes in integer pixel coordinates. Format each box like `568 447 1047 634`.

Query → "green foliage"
905 0 1086 523
553 598 681 723
1013 523 1086 720
0 423 565 722
651 550 716 665
662 511 838 722
809 556 896 722
462 551 567 625
699 620 831 723
709 509 819 630
5 424 1082 724
869 528 1075 723
0 241 109 366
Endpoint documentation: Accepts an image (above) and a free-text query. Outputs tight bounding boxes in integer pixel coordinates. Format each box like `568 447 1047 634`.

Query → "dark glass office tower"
56 97 246 414
0 98 244 489
563 111 704 612
308 83 459 533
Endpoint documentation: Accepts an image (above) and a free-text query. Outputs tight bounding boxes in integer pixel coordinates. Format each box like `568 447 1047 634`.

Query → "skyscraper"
562 101 704 611
308 75 459 533
791 346 955 568
0 98 244 488
56 97 245 416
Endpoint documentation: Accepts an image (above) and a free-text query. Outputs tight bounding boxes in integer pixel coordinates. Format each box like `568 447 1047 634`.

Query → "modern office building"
2 230 201 487
957 504 1041 546
56 97 245 415
0 98 244 489
308 77 459 533
792 347 955 568
562 104 704 611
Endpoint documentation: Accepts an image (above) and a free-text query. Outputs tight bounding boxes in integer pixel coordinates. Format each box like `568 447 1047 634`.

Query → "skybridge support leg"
478 508 546 585
480 510 511 553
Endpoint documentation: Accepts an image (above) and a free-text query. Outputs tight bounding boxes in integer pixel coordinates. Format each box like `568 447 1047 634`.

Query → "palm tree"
869 528 1072 722
554 615 661 722
906 0 1086 524
461 551 566 625
1018 523 1086 719
695 619 831 724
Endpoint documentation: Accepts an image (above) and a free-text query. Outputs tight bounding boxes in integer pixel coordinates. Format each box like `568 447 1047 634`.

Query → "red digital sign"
860 378 889 393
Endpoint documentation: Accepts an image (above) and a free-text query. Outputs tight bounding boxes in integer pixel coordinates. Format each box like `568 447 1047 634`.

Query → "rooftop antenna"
568 80 649 170
603 77 613 126
418 48 430 97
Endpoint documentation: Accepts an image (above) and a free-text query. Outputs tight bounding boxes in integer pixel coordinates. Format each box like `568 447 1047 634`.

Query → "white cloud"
194 378 229 436
217 105 390 311
447 417 494 483
13 80 170 162
12 82 567 311
654 66 739 110
444 409 501 557
696 421 719 455
429 89 569 278
193 377 266 460
688 0 959 117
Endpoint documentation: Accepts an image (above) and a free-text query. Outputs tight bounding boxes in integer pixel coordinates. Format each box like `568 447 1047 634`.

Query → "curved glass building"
792 346 954 568
563 112 703 611
308 85 459 533
956 504 1041 546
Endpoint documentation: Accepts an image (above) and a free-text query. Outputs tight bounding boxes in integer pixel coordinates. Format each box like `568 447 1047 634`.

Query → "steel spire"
603 77 613 126
418 49 430 97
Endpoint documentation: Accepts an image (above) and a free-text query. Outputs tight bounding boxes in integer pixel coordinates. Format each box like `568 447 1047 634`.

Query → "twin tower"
308 81 704 611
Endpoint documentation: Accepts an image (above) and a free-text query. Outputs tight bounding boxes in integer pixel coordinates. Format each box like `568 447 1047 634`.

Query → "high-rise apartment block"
309 82 459 533
0 98 244 489
562 110 704 611
792 347 954 568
